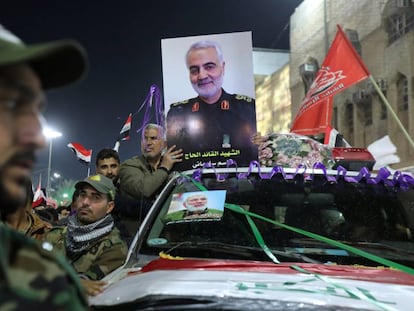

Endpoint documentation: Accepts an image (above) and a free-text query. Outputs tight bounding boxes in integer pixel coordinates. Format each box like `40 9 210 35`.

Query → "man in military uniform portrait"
163 191 225 223
165 38 258 171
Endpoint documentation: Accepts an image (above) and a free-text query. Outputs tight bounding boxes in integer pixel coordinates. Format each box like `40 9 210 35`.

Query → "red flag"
67 142 92 165
119 113 132 141
291 97 334 137
291 25 370 136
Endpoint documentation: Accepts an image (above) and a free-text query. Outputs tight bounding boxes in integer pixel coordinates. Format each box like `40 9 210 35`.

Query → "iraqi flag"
290 24 370 137
119 113 132 141
67 142 92 165
32 176 46 208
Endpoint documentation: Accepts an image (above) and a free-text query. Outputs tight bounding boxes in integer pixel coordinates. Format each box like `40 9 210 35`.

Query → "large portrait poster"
161 31 257 171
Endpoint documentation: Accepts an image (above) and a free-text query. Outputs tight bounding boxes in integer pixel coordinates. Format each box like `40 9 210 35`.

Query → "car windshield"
129 168 414 269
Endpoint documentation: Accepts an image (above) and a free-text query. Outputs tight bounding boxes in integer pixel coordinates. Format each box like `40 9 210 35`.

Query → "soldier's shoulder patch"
233 94 255 103
170 99 190 108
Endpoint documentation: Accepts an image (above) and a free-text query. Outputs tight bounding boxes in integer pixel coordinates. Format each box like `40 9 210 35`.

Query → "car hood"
89 258 414 310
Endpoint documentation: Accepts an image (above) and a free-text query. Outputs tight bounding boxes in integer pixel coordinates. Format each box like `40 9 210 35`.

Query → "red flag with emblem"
290 25 370 136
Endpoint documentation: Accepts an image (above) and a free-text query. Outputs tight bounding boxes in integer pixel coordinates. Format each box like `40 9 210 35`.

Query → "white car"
90 163 414 310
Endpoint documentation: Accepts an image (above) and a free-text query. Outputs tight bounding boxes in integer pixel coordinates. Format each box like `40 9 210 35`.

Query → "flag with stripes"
32 175 46 207
119 113 132 141
67 142 92 165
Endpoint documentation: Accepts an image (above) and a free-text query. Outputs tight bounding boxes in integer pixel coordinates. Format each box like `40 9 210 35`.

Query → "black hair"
95 148 120 166
56 205 71 213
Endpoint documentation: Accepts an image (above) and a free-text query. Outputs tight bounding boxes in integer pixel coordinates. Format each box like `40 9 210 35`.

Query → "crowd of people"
0 22 185 309
0 120 183 304
0 22 263 309
0 23 90 309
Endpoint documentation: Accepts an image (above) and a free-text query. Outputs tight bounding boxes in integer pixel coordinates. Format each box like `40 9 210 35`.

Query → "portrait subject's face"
187 47 225 102
184 194 208 212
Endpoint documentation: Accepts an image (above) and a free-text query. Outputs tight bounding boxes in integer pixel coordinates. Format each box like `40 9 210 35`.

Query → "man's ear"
106 201 115 214
222 61 225 74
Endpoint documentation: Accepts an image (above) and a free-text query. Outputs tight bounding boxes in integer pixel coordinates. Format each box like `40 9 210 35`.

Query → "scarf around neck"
65 213 114 257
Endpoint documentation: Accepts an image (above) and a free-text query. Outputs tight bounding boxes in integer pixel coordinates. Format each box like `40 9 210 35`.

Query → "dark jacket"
166 89 258 170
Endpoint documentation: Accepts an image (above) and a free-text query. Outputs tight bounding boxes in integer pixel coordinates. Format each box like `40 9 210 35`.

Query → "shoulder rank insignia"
221 100 229 110
170 99 190 108
192 102 200 112
234 94 254 103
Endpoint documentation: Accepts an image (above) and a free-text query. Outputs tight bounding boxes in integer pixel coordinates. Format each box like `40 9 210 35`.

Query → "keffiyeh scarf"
65 213 114 256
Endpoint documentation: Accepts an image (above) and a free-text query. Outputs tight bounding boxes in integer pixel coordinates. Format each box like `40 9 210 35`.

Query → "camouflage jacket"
0 224 88 310
45 226 128 280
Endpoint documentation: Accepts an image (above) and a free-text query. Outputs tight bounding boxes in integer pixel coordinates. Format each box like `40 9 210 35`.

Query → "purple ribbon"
191 160 414 189
135 84 164 136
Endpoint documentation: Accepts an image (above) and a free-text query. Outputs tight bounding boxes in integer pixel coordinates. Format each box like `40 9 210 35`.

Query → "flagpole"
369 75 414 150
114 140 120 152
87 150 92 177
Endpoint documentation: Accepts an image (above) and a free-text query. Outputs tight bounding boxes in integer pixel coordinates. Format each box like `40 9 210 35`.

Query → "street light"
44 127 62 197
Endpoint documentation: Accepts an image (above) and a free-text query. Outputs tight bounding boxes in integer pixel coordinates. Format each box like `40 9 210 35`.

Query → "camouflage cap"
75 174 116 200
0 24 87 89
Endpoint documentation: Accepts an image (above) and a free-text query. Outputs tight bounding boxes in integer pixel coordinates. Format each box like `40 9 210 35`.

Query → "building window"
345 29 362 55
333 106 338 129
397 74 409 112
384 0 414 44
345 103 354 137
380 102 388 120
299 57 319 95
362 98 373 126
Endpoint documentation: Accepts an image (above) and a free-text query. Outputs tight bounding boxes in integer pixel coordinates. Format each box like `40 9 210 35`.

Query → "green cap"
0 24 87 89
75 174 116 200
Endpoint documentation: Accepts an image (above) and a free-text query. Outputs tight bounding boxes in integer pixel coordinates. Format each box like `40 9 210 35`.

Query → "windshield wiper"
161 241 321 264
289 238 414 260
345 241 414 259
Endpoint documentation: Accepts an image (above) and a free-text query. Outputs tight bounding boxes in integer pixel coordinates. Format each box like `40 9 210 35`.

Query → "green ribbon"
188 178 279 263
189 177 414 275
187 177 408 310
234 204 280 264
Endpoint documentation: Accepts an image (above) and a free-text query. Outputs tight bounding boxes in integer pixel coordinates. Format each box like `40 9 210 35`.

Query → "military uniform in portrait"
167 89 258 171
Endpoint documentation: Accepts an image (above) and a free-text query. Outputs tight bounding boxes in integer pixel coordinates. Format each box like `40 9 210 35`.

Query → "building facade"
288 0 414 169
256 63 291 135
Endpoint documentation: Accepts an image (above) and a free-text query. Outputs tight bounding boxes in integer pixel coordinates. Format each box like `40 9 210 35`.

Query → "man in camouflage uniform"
45 174 128 296
0 25 88 309
166 40 258 171
1 179 52 241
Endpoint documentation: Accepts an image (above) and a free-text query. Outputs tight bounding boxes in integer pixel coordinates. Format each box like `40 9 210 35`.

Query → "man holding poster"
164 35 257 171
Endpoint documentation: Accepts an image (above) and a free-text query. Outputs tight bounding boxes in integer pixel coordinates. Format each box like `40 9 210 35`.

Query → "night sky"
3 0 302 183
